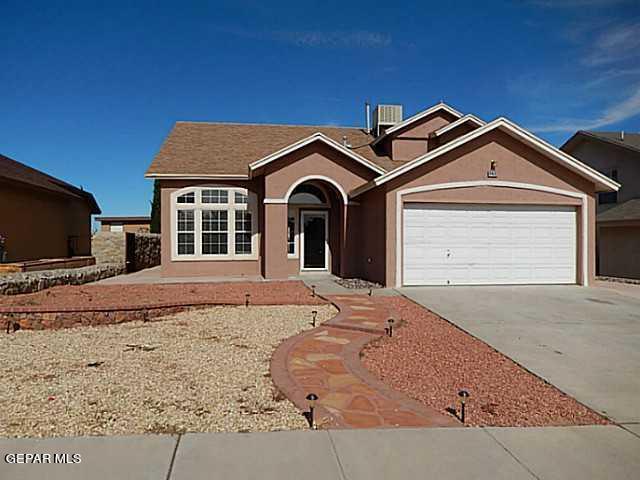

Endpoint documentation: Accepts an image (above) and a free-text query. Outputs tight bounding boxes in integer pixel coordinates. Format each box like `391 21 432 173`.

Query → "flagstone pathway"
270 295 458 429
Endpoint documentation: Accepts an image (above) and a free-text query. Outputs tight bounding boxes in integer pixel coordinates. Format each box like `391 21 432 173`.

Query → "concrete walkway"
2 425 639 479
271 295 456 429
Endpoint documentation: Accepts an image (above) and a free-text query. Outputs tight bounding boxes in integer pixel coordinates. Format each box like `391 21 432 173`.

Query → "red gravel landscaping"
0 281 325 311
362 296 610 427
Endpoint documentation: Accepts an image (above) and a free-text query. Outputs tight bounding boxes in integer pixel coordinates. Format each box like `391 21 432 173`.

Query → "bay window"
172 187 256 260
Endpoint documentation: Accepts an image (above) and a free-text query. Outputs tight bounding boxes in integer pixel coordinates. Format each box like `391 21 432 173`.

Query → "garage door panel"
402 203 577 286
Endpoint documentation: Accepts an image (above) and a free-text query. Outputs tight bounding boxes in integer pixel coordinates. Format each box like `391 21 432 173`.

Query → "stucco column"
264 203 288 279
339 203 348 277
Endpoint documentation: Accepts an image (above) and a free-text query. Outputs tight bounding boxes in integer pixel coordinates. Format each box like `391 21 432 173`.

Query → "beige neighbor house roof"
0 153 101 214
146 122 400 177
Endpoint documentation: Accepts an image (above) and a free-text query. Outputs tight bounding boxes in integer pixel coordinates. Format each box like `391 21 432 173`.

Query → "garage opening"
402 203 577 286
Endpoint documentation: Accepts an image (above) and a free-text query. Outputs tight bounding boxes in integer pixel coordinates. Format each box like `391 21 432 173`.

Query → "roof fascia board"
351 117 620 197
432 114 486 137
371 103 464 146
144 173 250 180
248 132 386 175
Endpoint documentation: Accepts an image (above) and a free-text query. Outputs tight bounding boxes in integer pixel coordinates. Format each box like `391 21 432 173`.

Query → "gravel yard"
362 297 609 427
0 304 335 438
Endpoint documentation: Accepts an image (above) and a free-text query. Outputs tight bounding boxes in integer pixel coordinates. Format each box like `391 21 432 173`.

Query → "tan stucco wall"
159 179 262 278
380 129 597 287
598 223 640 279
261 143 376 279
0 180 92 262
389 112 458 161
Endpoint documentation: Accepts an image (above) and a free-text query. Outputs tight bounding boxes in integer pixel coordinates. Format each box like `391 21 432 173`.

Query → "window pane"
235 210 251 231
177 210 194 231
177 192 195 204
202 210 228 254
287 216 295 254
235 210 252 254
235 233 251 254
177 233 194 255
202 189 228 204
202 233 228 254
235 191 248 204
202 210 227 232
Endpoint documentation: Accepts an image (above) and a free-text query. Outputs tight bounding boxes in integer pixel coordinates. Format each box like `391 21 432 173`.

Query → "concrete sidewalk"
2 425 639 479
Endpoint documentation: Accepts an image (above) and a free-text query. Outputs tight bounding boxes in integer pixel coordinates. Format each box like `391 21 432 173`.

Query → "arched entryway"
285 178 346 275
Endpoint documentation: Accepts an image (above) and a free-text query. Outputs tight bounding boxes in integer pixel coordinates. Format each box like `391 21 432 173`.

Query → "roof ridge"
175 120 368 130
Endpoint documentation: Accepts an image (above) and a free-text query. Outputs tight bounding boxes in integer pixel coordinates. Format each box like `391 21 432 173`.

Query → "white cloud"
584 22 640 66
531 85 640 132
275 30 392 49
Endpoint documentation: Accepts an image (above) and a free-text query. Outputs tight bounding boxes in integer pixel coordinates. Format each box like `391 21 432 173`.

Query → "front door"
301 211 328 271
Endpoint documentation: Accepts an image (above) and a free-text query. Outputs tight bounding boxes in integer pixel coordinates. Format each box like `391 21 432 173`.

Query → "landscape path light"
245 293 250 307
306 393 319 429
311 310 318 327
311 285 316 297
386 318 395 337
458 390 470 423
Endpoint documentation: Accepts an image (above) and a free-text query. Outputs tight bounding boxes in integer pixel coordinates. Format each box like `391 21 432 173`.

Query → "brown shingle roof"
598 198 640 222
146 122 399 176
0 153 101 214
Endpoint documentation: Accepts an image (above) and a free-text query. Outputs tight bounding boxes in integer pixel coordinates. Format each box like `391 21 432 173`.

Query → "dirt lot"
0 281 324 309
362 297 609 427
0 304 336 438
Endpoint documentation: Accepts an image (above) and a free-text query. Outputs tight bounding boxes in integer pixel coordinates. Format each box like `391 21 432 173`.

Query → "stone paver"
271 295 457 429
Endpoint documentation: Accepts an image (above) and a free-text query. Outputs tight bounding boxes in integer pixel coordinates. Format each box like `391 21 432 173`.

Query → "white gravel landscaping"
0 304 336 438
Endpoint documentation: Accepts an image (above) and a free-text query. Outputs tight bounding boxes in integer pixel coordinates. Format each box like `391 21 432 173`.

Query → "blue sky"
2 0 639 219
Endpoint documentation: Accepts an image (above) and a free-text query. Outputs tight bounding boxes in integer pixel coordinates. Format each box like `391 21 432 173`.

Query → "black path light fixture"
458 390 470 423
311 310 318 327
306 392 319 429
385 318 395 337
311 285 316 297
368 288 373 297
245 293 250 307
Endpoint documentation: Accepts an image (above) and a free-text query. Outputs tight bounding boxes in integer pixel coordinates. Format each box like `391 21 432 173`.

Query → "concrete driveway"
399 284 640 425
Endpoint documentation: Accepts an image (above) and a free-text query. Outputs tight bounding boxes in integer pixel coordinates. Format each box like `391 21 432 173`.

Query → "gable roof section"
598 199 640 223
248 132 386 176
146 122 398 178
371 102 464 146
561 130 640 155
432 114 486 137
351 117 621 197
0 153 101 214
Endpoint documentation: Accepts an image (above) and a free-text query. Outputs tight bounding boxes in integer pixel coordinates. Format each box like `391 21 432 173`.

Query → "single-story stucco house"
0 153 101 263
145 102 619 287
97 216 151 233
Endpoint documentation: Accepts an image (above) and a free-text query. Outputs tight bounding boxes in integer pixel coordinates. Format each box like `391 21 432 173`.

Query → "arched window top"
289 184 327 205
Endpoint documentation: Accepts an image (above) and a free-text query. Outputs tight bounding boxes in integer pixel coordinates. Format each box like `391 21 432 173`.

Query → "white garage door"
402 204 577 286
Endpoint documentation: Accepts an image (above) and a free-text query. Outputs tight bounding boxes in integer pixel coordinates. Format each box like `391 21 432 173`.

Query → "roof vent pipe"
365 101 371 134
342 135 351 148
621 131 625 141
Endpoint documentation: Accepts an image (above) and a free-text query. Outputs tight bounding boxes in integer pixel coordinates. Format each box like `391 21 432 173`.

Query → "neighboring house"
561 131 640 279
97 216 151 233
145 102 619 287
0 153 101 262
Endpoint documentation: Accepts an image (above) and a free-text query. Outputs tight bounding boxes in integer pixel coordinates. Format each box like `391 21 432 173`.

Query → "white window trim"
287 207 300 259
171 186 258 261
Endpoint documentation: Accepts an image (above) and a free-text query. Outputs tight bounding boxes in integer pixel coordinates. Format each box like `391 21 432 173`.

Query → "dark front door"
302 212 327 270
